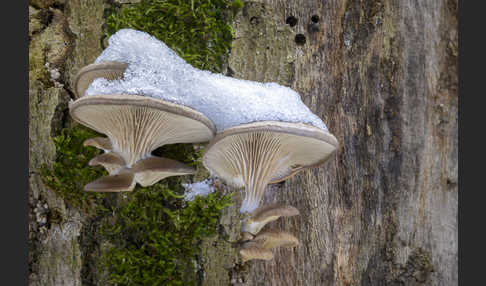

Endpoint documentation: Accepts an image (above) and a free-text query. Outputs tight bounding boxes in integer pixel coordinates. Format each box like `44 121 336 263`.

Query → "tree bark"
28 0 457 285
225 1 458 285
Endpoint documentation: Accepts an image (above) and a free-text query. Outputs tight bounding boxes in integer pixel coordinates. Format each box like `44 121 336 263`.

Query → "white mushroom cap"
70 94 216 167
241 204 299 235
203 121 338 213
73 61 128 98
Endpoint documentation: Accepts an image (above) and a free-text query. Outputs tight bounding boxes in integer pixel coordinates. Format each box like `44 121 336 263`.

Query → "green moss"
105 0 241 72
41 126 108 214
40 1 242 284
101 184 232 286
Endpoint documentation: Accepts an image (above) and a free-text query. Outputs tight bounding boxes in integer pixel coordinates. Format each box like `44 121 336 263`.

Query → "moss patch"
41 1 242 284
105 0 242 72
41 126 107 215
101 184 232 285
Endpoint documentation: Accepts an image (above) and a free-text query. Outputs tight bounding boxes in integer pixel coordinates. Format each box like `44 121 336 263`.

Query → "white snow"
182 179 215 201
86 29 328 132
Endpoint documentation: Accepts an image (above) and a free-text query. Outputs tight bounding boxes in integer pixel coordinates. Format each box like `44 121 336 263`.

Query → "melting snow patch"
86 29 329 132
182 179 215 201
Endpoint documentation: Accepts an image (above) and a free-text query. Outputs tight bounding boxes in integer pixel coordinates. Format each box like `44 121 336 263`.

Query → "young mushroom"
241 204 299 235
69 93 215 192
83 137 113 152
251 229 299 249
239 242 274 263
239 229 299 262
84 169 136 192
73 61 128 98
203 121 338 213
88 152 126 174
132 156 196 187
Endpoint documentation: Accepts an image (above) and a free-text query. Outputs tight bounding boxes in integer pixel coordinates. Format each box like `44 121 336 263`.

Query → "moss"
41 126 108 215
105 0 242 72
101 184 232 285
40 1 242 284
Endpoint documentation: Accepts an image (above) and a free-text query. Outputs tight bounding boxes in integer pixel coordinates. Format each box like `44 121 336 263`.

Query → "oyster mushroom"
132 156 196 187
241 204 299 235
203 121 338 213
239 242 274 263
84 169 136 192
252 229 299 249
83 137 113 152
69 93 215 191
73 61 128 98
88 152 126 174
239 229 299 262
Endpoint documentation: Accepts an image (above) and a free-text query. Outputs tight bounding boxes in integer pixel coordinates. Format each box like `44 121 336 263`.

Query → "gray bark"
225 1 458 285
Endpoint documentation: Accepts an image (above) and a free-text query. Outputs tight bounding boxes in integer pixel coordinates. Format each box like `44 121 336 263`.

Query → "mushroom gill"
238 229 299 262
241 204 299 235
203 121 338 213
73 61 128 98
69 93 215 191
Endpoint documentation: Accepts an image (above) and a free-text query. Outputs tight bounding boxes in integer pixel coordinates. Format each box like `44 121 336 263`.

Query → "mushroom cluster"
72 29 338 263
70 65 215 192
202 121 338 262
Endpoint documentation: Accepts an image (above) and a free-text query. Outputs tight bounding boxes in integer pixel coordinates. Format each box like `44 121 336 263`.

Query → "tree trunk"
28 0 457 285
224 1 458 285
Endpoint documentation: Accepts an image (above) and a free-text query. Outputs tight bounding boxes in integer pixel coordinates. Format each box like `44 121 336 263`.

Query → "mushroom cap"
70 94 216 166
241 204 300 235
84 170 135 192
73 61 128 98
203 121 338 188
88 152 126 174
252 229 300 249
83 137 113 152
132 156 195 187
239 241 274 263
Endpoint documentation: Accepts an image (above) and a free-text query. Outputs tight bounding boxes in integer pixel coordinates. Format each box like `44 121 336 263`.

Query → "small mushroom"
132 156 195 187
84 169 135 192
203 121 338 213
83 137 113 152
239 230 299 262
241 204 299 235
73 61 128 98
88 152 126 174
70 93 216 191
252 229 299 249
239 241 274 263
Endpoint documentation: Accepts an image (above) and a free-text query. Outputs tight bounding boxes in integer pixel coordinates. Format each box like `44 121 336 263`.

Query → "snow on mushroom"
73 61 128 98
71 29 339 265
